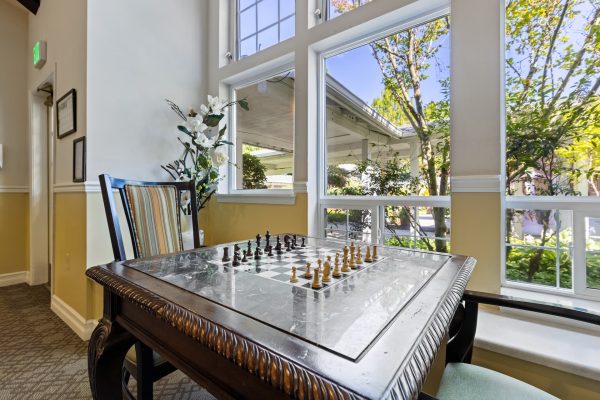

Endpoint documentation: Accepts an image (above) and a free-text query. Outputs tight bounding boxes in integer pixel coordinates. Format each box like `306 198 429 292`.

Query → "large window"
321 16 451 253
232 71 295 190
327 0 373 20
504 0 600 297
237 0 295 58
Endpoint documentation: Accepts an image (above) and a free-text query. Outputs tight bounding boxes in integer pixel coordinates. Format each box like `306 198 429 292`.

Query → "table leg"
88 318 135 400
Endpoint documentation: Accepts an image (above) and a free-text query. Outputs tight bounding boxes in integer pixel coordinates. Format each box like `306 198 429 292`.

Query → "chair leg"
446 299 479 364
122 366 135 400
135 342 154 400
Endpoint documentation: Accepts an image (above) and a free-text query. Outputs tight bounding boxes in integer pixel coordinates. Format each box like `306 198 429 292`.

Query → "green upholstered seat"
437 363 559 400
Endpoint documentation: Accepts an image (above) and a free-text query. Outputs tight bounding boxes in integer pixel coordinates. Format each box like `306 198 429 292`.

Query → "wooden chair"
420 290 600 400
99 174 201 399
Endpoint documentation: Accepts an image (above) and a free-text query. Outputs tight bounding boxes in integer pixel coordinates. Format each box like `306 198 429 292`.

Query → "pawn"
373 245 379 260
341 256 350 273
304 262 312 279
317 258 323 272
349 251 356 270
365 246 373 263
268 246 274 257
242 250 248 263
290 266 299 283
311 267 322 289
301 237 306 247
332 257 342 278
322 261 331 283
356 247 363 265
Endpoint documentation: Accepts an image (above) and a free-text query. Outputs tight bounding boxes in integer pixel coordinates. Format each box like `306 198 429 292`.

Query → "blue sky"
325 32 451 107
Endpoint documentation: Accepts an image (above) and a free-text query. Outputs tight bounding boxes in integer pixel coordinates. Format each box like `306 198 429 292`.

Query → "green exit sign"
33 41 46 69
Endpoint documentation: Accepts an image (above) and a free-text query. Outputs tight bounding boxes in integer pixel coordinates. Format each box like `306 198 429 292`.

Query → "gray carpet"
0 284 215 400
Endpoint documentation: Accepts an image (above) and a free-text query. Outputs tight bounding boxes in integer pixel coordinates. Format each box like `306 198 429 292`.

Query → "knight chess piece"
222 247 230 262
322 261 331 283
232 251 241 267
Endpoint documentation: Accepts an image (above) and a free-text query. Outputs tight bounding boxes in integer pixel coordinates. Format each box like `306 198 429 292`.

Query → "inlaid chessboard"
207 241 386 292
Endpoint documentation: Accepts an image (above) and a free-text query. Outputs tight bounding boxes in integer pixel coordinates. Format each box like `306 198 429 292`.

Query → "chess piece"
234 244 241 252
301 237 306 247
341 256 350 273
349 250 356 269
365 245 372 262
322 261 331 283
265 231 271 247
317 258 322 272
350 241 355 257
372 245 378 260
332 256 342 278
222 247 230 262
356 247 363 265
286 241 291 252
232 251 241 267
304 263 312 279
242 250 248 263
290 266 299 283
268 246 274 257
254 248 261 260
343 245 349 259
247 240 252 256
256 234 262 248
311 267 322 289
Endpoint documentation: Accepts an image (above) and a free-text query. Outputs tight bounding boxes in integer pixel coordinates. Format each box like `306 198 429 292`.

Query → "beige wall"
0 0 29 187
0 194 28 274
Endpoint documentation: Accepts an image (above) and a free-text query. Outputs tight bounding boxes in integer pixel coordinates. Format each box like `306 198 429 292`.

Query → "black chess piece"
256 234 262 248
254 248 261 260
232 252 241 267
301 237 306 247
268 246 274 257
234 243 240 252
222 247 230 262
265 231 271 247
247 240 252 255
242 250 248 263
286 241 291 252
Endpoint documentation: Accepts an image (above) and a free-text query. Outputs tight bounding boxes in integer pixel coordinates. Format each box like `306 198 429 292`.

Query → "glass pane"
506 246 562 287
240 0 255 10
280 0 294 17
559 249 573 289
239 6 257 39
280 15 295 41
257 0 278 30
585 217 600 289
239 36 256 58
506 209 572 248
324 16 450 198
234 72 295 190
505 1 600 197
257 24 278 52
324 208 371 242
384 206 450 253
328 0 372 20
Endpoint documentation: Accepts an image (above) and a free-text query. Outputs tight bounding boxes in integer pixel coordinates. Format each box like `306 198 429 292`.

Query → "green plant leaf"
238 98 249 111
204 114 224 127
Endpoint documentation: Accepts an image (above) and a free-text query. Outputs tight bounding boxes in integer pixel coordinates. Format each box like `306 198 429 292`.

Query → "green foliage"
506 244 573 288
242 153 268 189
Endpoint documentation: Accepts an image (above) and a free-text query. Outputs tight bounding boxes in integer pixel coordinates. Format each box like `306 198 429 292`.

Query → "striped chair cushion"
124 185 183 258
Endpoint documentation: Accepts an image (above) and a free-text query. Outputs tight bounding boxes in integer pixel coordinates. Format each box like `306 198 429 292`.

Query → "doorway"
29 75 54 290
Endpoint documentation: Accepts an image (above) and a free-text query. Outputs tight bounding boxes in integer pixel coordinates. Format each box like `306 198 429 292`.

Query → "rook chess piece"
222 247 230 262
322 260 331 283
373 245 378 260
290 266 299 283
365 245 373 262
304 263 312 279
311 267 322 289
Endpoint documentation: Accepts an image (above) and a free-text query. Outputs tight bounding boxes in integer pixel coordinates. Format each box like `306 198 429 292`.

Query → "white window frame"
503 196 600 301
226 63 296 196
315 8 452 249
235 0 296 60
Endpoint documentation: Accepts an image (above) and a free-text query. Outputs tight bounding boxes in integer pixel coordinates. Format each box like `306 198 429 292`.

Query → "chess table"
86 235 475 400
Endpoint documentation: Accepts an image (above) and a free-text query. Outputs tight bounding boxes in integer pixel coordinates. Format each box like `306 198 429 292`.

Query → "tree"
505 0 600 283
242 153 268 189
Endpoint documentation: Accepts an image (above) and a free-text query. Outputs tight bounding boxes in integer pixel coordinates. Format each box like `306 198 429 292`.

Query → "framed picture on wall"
73 136 86 183
57 89 77 138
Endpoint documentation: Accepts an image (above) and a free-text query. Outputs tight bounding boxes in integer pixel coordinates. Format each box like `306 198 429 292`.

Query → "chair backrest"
99 174 200 262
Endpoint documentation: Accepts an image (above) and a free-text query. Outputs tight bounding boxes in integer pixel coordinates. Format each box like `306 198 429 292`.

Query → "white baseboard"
0 271 29 287
51 295 98 341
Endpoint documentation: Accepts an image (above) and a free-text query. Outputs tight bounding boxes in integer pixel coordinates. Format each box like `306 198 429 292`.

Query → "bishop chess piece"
350 241 355 257
301 237 306 247
356 247 363 265
247 240 252 256
365 245 373 262
222 247 230 262
290 266 299 283
349 250 356 270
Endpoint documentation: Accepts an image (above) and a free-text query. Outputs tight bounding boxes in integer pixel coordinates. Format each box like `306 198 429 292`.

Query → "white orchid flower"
185 116 208 133
194 133 216 148
210 146 229 166
199 104 209 116
207 95 227 114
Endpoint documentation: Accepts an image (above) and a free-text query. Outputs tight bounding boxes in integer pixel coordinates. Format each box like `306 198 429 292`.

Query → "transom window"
237 0 295 59
326 0 373 20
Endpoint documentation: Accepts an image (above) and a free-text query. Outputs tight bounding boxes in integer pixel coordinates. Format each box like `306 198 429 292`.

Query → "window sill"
216 191 296 205
474 308 600 382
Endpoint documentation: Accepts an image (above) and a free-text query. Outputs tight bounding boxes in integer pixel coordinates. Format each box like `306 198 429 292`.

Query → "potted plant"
162 95 249 245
